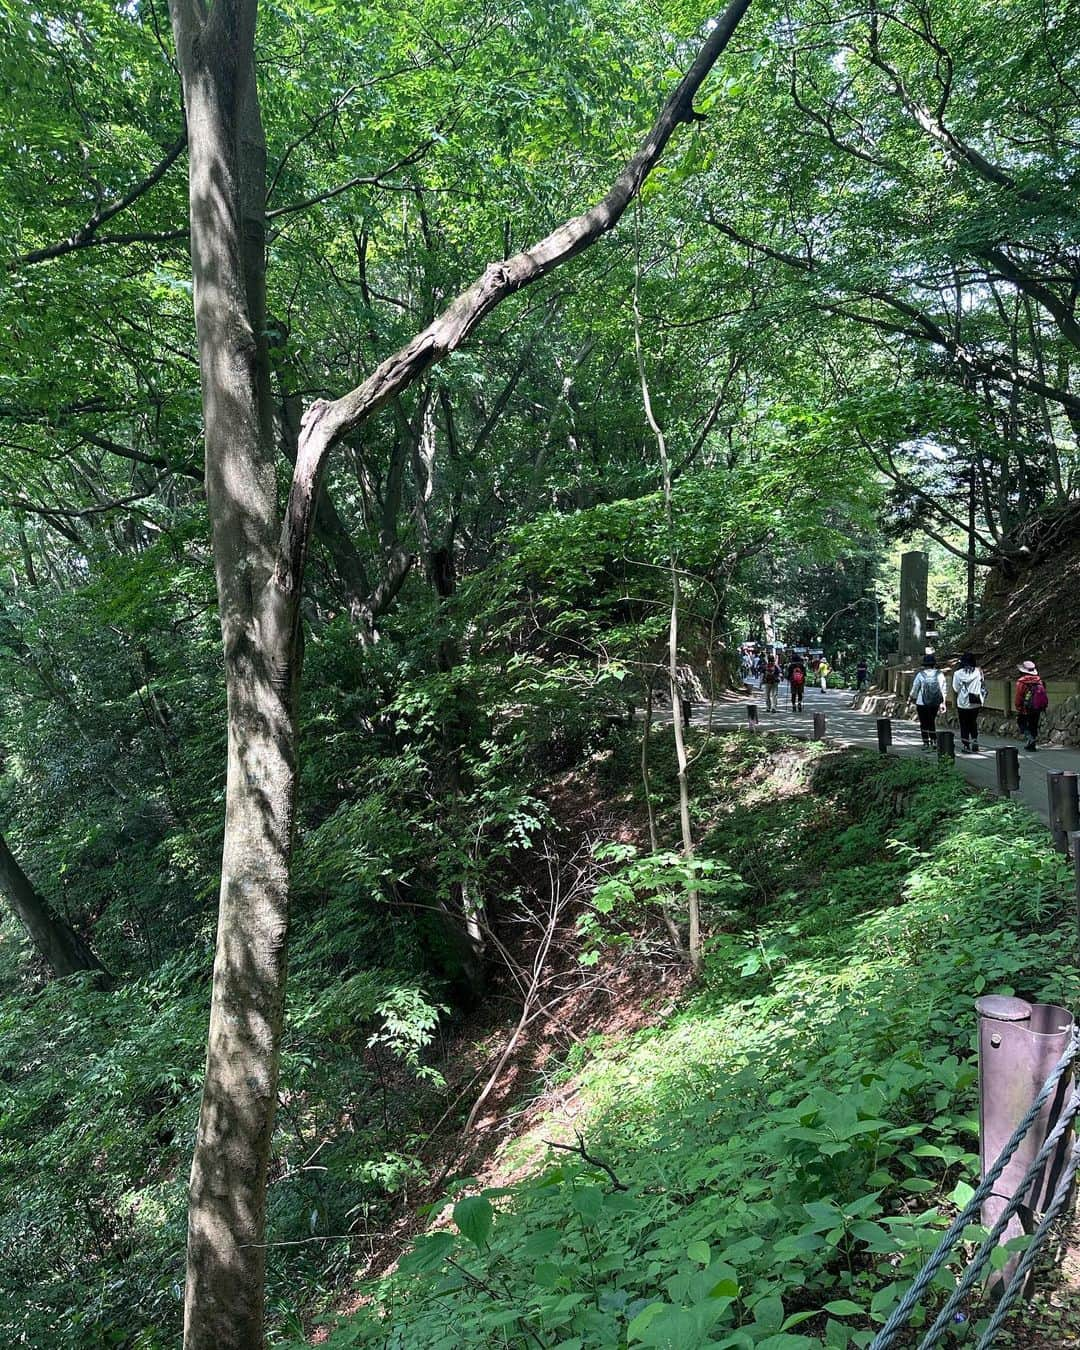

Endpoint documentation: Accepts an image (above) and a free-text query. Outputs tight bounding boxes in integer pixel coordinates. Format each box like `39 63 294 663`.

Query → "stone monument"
899 550 929 660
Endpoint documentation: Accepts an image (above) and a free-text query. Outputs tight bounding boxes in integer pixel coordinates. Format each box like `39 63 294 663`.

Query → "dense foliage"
310 739 1076 1349
2 0 1079 1343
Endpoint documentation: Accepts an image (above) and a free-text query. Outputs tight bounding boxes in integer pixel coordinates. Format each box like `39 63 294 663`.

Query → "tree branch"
78 430 203 480
978 243 1080 351
543 1132 629 1190
866 5 1049 203
707 217 1080 416
8 133 188 270
1 490 155 521
265 136 439 220
276 0 754 588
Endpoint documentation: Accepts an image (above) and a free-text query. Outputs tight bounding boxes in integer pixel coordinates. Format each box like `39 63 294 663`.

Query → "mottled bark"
280 381 413 639
169 0 295 1345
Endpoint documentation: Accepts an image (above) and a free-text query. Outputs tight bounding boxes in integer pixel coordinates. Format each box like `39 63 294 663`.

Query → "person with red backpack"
787 656 806 711
1014 660 1049 751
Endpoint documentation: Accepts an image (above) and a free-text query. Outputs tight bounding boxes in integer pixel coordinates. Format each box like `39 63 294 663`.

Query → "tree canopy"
1 0 1079 1343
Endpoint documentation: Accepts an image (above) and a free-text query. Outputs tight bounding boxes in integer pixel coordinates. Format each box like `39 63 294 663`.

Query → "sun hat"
1018 660 1038 675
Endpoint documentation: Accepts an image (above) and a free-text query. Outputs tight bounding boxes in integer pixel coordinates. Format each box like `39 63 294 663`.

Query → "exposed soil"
967 527 1080 679
310 748 690 1338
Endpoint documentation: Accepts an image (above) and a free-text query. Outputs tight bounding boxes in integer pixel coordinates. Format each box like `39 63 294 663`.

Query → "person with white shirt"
952 652 987 754
909 654 947 749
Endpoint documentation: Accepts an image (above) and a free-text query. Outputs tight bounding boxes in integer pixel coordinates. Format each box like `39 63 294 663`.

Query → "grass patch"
306 737 1076 1350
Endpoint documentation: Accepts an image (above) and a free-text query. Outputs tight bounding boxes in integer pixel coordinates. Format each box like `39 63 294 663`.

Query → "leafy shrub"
308 742 1075 1349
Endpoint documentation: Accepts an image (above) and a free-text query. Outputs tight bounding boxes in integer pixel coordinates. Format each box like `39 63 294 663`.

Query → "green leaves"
453 1195 494 1247
398 1232 456 1274
570 1184 603 1224
823 1299 864 1317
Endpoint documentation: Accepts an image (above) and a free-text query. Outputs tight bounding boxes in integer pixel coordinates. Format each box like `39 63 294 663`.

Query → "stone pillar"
899 550 929 660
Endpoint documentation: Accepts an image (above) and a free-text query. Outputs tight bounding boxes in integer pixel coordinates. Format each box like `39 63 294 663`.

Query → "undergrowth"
301 734 1077 1350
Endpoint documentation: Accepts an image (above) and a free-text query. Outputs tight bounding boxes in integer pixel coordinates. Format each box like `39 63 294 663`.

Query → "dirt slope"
966 518 1080 678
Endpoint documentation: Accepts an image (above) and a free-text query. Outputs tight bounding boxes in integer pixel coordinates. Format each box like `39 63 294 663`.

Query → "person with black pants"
1014 660 1047 750
787 658 806 711
909 654 947 749
952 652 986 753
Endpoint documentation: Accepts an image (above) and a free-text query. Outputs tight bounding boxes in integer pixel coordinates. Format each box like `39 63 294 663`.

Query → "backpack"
918 672 943 708
1025 679 1049 712
792 666 805 686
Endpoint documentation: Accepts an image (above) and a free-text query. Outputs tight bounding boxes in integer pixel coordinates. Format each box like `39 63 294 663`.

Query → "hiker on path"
856 658 868 691
909 654 947 749
817 657 831 692
762 656 781 712
787 655 806 711
952 652 986 754
1015 660 1049 751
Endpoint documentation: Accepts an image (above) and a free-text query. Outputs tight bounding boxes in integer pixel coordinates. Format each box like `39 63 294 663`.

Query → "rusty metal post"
1048 771 1067 853
996 746 1020 797
812 712 826 741
977 996 1075 1298
936 729 955 761
876 717 892 755
746 703 759 731
680 696 692 731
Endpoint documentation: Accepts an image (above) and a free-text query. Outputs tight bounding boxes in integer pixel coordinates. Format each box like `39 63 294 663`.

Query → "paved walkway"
667 686 1080 828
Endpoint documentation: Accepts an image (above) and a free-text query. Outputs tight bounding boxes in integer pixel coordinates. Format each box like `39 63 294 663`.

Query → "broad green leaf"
453 1195 493 1247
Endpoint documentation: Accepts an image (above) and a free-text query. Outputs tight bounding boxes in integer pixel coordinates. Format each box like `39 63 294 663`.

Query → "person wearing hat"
952 652 987 753
909 653 947 749
1014 660 1048 751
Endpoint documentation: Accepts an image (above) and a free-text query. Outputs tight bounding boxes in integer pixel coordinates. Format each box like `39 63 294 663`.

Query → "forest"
2 0 1080 1345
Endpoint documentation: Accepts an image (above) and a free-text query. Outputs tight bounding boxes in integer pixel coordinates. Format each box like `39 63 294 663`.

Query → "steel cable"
973 1140 1080 1349
916 1089 1080 1349
868 1030 1077 1350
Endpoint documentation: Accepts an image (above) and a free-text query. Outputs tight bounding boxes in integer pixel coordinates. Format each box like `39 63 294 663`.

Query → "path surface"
668 686 1080 828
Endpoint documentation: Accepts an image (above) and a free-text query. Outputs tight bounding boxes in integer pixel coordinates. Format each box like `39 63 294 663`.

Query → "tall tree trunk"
0 831 106 978
967 459 977 632
168 0 752 1342
633 222 701 974
170 3 298 1346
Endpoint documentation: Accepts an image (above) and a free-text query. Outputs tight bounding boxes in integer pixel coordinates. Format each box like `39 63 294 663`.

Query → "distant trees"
697 0 1080 566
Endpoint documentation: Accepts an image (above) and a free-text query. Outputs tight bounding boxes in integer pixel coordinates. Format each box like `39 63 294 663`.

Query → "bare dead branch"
543 1131 629 1190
